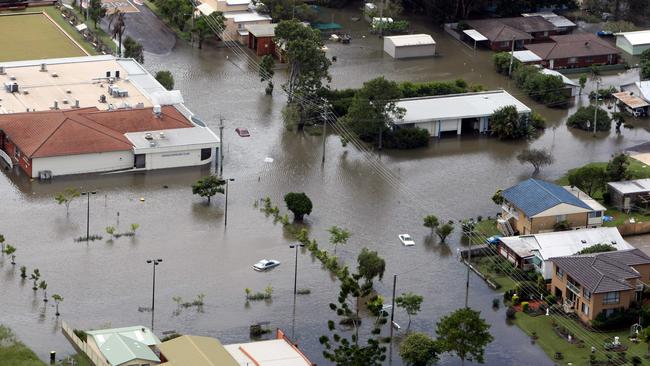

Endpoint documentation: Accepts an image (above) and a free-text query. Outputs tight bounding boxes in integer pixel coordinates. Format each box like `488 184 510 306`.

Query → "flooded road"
2 6 650 366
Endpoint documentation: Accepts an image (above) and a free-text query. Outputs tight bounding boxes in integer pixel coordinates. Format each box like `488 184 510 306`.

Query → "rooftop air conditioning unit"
40 63 47 72
0 66 5 75
153 104 162 118
159 131 166 139
66 89 71 94
9 75 16 81
149 141 157 147
62 99 69 105
51 73 58 78
74 99 80 108
135 102 145 109
99 94 107 103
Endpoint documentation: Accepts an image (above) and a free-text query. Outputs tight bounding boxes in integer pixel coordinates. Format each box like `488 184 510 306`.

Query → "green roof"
86 326 161 366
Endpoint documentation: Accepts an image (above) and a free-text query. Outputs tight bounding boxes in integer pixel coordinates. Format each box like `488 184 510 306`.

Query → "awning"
613 91 650 109
75 23 88 32
512 50 542 63
463 29 488 42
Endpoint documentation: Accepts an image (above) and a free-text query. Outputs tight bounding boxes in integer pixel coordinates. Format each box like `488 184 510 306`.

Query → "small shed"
616 30 650 55
613 91 649 117
608 179 650 211
383 34 435 59
246 23 278 58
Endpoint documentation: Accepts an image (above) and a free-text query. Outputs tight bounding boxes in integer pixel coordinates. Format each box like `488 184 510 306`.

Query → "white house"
383 34 436 59
393 90 531 137
616 30 650 55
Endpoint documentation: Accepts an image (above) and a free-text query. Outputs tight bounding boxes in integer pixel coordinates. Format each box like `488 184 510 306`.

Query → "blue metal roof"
502 178 592 217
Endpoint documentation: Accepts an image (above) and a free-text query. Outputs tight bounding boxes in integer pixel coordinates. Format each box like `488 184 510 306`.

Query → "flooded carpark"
2 6 650 365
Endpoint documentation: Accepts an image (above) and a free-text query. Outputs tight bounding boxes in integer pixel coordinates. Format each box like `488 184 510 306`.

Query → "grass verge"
0 325 45 366
472 256 517 292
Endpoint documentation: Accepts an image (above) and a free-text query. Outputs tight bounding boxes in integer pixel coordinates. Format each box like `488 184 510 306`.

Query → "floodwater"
2 5 650 366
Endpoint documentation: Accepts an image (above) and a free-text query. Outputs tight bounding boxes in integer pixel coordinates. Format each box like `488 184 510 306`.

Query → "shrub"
511 294 520 305
521 301 529 312
506 306 516 320
545 294 556 306
592 307 638 330
492 298 500 308
383 127 430 149
566 106 612 131
553 220 571 231
73 329 87 342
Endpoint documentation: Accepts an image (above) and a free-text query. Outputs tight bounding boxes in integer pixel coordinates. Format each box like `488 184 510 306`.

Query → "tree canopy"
155 70 174 90
490 106 534 140
396 292 424 331
423 215 439 233
517 148 554 175
567 165 608 196
123 37 144 64
566 106 611 132
255 0 316 22
89 0 107 29
399 332 439 366
436 308 493 365
357 247 386 283
578 243 616 254
607 153 630 182
192 175 225 204
259 55 276 95
193 13 225 49
284 192 313 220
328 226 350 253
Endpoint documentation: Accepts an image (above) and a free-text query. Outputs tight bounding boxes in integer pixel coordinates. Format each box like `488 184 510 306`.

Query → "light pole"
224 178 235 227
289 243 305 295
593 79 601 137
146 259 162 331
81 191 97 241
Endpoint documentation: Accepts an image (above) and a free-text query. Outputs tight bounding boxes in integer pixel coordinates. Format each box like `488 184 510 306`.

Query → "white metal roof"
539 68 579 87
512 50 542 63
385 34 435 47
499 227 632 259
394 90 531 124
197 2 215 15
463 29 488 42
246 23 277 37
636 81 650 101
224 11 271 22
608 178 650 194
224 339 312 366
563 186 606 211
126 127 220 153
227 0 250 4
616 30 650 46
522 12 575 28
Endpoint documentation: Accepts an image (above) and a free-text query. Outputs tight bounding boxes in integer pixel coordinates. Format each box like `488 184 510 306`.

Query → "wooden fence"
618 221 650 236
61 321 111 366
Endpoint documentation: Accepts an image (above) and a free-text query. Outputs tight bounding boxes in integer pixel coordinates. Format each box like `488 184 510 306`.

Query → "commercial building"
615 30 650 55
524 33 621 70
383 34 436 59
0 55 220 178
465 16 557 51
85 326 161 366
550 249 650 323
497 227 633 280
393 90 531 137
499 178 605 235
197 0 271 44
608 178 650 212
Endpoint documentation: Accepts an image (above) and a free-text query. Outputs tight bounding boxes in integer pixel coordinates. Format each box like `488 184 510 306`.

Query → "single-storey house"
465 16 557 51
539 67 579 97
524 33 621 70
383 34 436 59
498 227 633 280
615 30 650 55
521 12 577 34
246 23 279 58
499 178 605 235
608 178 650 211
550 249 650 323
85 326 161 366
612 91 649 117
393 90 531 137
512 50 543 64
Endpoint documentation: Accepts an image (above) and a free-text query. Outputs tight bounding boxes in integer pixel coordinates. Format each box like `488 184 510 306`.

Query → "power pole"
321 120 327 164
508 36 516 76
465 227 472 308
593 79 600 137
219 117 224 178
389 274 397 339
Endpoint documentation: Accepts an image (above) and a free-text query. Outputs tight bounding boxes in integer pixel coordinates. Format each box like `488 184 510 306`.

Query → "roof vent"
611 240 617 244
149 141 157 147
159 131 165 139
66 89 71 94
52 100 59 110
9 75 16 81
580 239 587 244
51 72 58 78
99 94 107 103
0 66 5 75
145 133 153 140
153 104 162 118
74 99 80 108
62 99 69 105
40 63 47 72
135 102 145 109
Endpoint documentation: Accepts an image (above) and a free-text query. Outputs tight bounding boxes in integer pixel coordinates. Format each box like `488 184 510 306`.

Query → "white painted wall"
31 151 133 178
144 149 213 170
393 44 436 59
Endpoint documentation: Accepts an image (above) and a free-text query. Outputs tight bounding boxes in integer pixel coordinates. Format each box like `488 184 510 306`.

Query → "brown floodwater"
1 6 649 365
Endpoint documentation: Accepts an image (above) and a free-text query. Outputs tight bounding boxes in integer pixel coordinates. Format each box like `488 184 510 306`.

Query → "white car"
253 259 280 271
398 234 415 246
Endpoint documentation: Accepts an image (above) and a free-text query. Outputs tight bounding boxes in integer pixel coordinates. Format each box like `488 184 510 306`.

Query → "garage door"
439 120 458 132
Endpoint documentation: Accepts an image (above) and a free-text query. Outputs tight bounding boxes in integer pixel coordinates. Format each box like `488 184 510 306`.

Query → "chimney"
40 63 47 72
106 71 111 78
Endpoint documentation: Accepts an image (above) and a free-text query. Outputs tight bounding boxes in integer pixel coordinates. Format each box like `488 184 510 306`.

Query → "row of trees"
567 153 631 197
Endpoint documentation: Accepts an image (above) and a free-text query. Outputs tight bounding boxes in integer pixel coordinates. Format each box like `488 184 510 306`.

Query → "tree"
89 0 107 29
396 292 424 331
517 148 554 175
491 190 504 205
275 19 331 128
0 233 4 252
259 55 276 95
193 13 224 49
567 165 608 196
341 76 405 146
436 308 494 366
30 269 40 291
607 153 630 182
399 332 439 366
578 243 616 254
284 192 312 220
155 70 174 90
192 175 225 204
130 223 140 234
38 280 48 302
579 74 587 96
3 244 16 265
19 266 27 279
254 0 316 22
328 226 350 254
52 294 63 316
423 215 439 234
490 106 532 140
123 36 144 64
603 20 637 33
55 187 81 215
109 10 126 56
566 106 612 132
435 223 454 243
357 247 385 283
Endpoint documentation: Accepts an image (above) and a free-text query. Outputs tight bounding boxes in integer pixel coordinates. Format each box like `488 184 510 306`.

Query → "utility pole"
81 191 97 241
146 259 163 331
219 117 224 178
321 104 327 164
593 79 600 137
464 223 473 308
224 178 235 227
508 36 516 76
389 274 397 339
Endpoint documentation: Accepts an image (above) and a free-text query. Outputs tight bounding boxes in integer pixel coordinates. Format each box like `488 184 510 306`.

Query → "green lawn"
515 312 649 365
473 256 518 292
0 325 45 366
556 159 650 188
0 10 90 61
473 219 500 240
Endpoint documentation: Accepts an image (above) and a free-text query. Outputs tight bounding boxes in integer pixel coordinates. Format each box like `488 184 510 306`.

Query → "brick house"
550 249 650 323
465 16 557 51
524 33 621 70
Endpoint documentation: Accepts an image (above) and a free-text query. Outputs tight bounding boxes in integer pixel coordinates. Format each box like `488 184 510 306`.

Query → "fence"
61 321 111 366
617 221 650 236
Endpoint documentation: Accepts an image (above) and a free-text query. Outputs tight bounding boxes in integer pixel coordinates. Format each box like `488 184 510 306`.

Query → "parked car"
486 235 501 245
253 259 280 271
236 128 250 137
398 234 415 246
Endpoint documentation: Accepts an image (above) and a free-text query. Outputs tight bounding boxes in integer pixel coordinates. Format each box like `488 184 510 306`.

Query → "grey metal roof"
608 178 650 195
502 178 593 217
550 249 650 293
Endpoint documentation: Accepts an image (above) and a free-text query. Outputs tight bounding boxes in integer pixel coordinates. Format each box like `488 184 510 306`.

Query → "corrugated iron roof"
525 33 620 60
502 178 593 217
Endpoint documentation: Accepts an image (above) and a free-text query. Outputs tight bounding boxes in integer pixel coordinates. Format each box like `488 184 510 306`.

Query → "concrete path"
626 234 650 255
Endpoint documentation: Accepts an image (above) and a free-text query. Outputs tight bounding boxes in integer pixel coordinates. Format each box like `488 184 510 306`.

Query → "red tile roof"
0 106 193 158
525 33 620 60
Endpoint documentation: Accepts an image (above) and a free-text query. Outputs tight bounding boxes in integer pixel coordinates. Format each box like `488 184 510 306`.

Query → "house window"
555 266 564 279
201 148 212 160
568 57 578 63
588 211 602 218
581 302 589 316
501 41 510 47
556 214 567 223
603 292 620 305
583 289 591 300
543 31 548 37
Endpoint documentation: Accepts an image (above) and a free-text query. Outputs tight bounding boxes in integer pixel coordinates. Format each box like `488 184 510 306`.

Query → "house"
521 12 577 34
608 178 650 211
612 91 649 117
615 30 650 55
224 329 314 365
383 34 436 59
85 326 161 366
465 16 557 51
497 227 633 280
524 33 621 70
550 249 650 323
539 67 579 97
393 90 531 137
196 0 271 44
246 23 279 58
0 55 220 178
499 178 605 235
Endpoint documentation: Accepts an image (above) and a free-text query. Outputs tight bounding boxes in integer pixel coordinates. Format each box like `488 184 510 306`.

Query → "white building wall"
393 44 436 59
616 36 633 55
144 149 213 170
383 40 397 58
31 151 133 178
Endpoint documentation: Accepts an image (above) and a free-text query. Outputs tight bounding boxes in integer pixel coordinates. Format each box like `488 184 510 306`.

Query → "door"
134 154 145 169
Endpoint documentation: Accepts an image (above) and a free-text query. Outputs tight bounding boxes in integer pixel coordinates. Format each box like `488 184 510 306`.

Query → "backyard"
0 11 89 62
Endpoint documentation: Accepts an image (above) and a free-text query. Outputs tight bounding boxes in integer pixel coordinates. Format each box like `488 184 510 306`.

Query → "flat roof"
616 30 650 46
563 185 606 211
246 23 277 37
197 2 216 15
613 91 650 109
513 50 542 63
608 178 650 194
521 12 576 28
126 126 220 153
224 11 271 22
0 55 181 114
463 29 488 42
385 34 435 47
394 90 531 124
227 0 251 4
224 339 312 366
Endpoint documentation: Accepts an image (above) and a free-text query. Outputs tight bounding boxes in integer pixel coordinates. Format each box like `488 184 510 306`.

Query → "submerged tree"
0 233 4 252
259 55 276 95
193 13 225 49
192 175 225 204
436 223 454 243
423 215 439 235
3 244 16 265
55 187 81 215
516 148 554 175
30 269 41 291
284 192 313 221
39 280 48 302
436 308 494 366
328 226 350 254
399 332 439 366
89 0 107 29
357 247 386 285
52 294 63 316
395 292 423 331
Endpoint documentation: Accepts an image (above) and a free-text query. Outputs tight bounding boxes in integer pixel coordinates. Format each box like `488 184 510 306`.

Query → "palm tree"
52 294 63 316
109 10 126 56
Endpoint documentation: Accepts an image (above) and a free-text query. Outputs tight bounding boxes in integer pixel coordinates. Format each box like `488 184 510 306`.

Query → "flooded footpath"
1 6 650 365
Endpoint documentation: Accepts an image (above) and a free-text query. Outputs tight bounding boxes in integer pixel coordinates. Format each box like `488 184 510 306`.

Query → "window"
603 292 620 305
201 148 212 161
556 214 567 223
588 211 603 218
555 265 564 279
501 41 510 47
568 57 578 64
543 31 549 37
583 289 591 300
581 302 589 316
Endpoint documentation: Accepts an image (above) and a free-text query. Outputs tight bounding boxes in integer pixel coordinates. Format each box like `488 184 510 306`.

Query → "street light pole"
289 243 305 295
389 273 397 339
146 259 163 331
224 178 235 227
593 79 600 137
81 191 97 240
